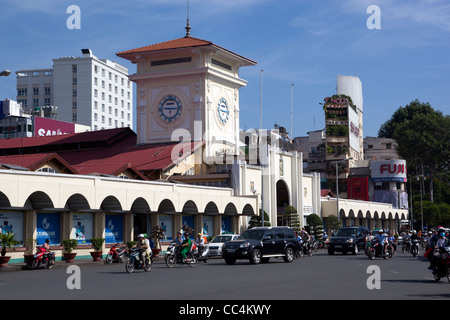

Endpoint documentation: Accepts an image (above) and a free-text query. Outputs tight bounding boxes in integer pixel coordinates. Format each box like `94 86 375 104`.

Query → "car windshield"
211 236 232 243
240 229 266 240
335 229 356 237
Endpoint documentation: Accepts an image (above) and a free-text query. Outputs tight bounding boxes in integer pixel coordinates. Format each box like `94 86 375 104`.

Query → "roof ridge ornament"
185 0 191 38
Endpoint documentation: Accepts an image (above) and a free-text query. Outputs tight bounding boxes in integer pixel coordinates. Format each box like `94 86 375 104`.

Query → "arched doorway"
276 180 289 226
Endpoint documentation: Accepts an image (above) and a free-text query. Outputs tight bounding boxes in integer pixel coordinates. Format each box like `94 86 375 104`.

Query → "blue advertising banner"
105 214 123 244
36 212 60 245
221 216 231 234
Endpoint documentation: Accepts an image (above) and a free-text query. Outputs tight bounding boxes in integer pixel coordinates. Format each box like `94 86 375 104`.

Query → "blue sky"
0 0 449 138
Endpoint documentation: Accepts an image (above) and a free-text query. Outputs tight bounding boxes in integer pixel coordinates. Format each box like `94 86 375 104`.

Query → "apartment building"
16 49 133 131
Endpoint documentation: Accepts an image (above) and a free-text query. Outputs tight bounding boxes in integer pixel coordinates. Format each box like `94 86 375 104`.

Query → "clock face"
217 98 229 124
159 95 182 122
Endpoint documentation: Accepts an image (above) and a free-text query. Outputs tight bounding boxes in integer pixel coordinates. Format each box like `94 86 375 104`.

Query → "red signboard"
33 117 75 137
347 177 369 201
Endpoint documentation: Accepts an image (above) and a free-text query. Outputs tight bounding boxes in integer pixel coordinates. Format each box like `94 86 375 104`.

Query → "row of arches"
339 208 408 221
0 191 256 216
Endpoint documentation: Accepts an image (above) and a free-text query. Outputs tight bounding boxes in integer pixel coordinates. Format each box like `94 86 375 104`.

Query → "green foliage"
89 238 105 251
283 205 301 232
62 239 78 253
248 209 271 228
306 213 324 240
323 215 341 235
0 232 20 256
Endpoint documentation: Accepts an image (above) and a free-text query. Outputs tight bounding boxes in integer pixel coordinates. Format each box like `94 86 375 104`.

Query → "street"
0 249 448 302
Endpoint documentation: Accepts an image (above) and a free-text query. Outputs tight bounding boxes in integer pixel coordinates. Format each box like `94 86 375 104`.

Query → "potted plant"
151 226 165 256
0 232 20 267
62 239 78 263
89 238 105 261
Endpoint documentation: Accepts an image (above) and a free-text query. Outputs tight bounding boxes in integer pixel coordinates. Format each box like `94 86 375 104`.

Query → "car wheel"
250 249 261 264
328 248 334 255
283 247 294 263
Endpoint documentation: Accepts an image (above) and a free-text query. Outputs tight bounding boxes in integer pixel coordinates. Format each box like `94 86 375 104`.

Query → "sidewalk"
0 255 165 272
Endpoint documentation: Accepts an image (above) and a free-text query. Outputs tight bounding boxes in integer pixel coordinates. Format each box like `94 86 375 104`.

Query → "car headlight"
346 239 354 243
240 242 250 248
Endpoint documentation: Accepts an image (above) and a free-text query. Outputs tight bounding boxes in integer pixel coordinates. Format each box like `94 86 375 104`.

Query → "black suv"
222 227 300 265
327 226 369 255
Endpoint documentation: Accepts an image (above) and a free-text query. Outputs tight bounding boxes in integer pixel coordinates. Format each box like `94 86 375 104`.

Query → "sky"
0 0 449 138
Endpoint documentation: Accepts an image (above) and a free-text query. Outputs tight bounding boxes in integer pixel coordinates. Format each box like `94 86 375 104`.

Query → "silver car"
208 234 241 256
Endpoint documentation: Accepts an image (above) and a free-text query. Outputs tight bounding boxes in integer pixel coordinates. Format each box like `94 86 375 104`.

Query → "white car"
207 234 241 256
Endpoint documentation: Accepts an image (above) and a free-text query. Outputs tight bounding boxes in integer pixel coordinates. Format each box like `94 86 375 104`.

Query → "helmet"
137 234 145 238
378 229 383 233
412 230 416 234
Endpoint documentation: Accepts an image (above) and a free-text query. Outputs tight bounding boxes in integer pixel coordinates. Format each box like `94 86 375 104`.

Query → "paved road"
0 250 448 301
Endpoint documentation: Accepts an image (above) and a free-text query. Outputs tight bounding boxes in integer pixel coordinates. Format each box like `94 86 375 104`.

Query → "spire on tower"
185 0 191 37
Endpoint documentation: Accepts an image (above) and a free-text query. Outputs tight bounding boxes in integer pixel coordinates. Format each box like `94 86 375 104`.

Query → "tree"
283 205 301 232
378 99 450 202
306 213 323 240
248 209 270 228
324 215 341 235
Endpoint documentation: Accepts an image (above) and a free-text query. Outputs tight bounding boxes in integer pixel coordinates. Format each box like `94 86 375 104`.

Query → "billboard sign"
33 116 75 137
371 160 407 182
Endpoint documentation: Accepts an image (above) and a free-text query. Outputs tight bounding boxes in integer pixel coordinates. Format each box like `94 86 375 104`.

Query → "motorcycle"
196 244 210 263
402 240 410 253
105 244 126 264
368 241 388 260
300 240 313 257
410 239 420 257
28 247 55 270
430 246 450 283
165 242 198 267
125 247 152 273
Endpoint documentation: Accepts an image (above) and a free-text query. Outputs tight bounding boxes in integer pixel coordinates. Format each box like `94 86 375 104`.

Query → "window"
33 99 39 107
386 143 392 149
72 65 77 73
44 87 51 95
33 87 39 95
72 77 77 85
37 167 59 173
44 98 51 106
17 88 27 96
72 89 77 97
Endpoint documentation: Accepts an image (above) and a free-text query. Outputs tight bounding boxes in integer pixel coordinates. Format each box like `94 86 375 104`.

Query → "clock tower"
116 29 256 159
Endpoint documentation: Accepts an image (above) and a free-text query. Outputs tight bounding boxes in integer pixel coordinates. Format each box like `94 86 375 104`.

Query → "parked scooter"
105 243 126 264
28 247 55 270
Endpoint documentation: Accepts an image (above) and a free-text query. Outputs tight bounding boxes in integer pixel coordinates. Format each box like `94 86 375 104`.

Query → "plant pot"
0 256 11 267
90 251 103 261
152 248 161 257
24 254 34 265
63 252 77 263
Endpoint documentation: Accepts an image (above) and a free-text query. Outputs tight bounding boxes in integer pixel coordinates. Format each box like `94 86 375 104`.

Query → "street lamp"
335 157 353 222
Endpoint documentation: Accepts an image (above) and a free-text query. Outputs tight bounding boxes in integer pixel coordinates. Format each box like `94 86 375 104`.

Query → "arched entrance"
276 180 290 226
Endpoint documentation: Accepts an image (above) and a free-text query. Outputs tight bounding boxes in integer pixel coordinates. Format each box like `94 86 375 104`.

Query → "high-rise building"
16 49 133 131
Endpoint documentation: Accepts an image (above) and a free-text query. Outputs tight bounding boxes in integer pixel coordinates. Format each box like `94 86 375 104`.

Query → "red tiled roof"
0 127 134 151
116 36 257 65
0 153 77 173
0 127 203 178
116 37 212 56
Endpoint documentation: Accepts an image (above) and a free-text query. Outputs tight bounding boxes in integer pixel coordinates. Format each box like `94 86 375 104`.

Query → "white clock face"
159 95 182 122
217 98 229 124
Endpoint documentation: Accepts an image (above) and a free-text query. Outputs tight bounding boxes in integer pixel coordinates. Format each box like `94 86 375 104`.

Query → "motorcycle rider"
374 229 387 256
180 233 192 262
195 233 205 255
42 238 54 266
428 227 450 270
136 234 151 267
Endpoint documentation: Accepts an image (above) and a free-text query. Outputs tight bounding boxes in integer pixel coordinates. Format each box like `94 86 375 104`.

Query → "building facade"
16 49 133 131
